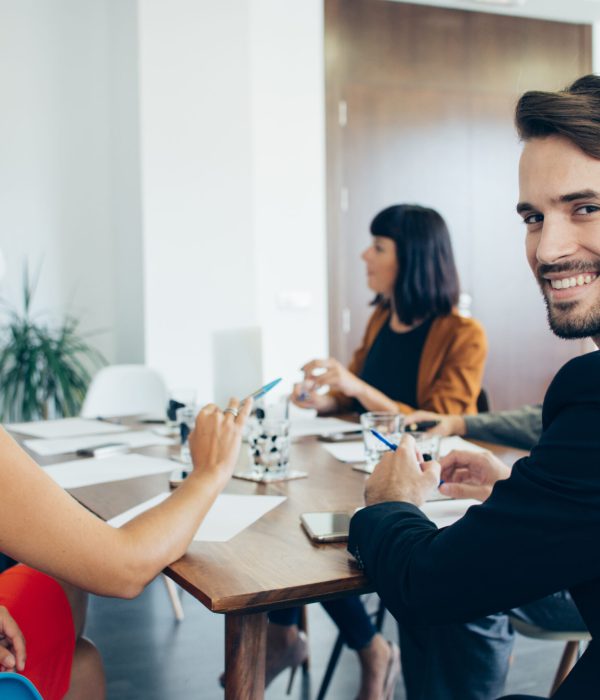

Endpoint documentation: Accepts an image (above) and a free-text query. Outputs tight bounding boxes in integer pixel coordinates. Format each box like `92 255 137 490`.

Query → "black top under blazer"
348 350 600 699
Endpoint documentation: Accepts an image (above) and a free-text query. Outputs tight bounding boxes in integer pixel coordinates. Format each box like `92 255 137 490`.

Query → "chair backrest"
0 673 43 699
476 388 490 413
80 365 168 418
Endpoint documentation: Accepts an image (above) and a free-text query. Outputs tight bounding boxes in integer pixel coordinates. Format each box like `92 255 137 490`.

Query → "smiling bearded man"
347 75 600 700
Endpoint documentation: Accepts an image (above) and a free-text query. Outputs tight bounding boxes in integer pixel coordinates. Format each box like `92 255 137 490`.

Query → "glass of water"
247 418 291 479
176 406 197 465
360 412 404 471
410 431 441 461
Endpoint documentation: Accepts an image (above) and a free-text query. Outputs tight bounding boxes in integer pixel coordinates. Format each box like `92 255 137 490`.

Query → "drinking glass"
360 412 404 471
410 431 442 461
247 418 291 479
176 406 197 465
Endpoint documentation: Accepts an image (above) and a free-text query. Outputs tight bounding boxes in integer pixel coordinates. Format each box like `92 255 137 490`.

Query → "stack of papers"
42 454 175 489
6 417 128 439
108 492 286 542
24 431 174 457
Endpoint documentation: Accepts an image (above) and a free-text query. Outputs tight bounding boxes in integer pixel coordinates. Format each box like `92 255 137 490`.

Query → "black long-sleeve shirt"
349 351 600 698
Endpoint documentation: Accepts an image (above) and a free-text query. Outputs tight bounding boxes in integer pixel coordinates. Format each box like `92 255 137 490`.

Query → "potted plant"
0 265 106 422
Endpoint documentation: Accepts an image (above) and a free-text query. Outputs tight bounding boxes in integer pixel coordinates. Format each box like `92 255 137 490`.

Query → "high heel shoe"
217 629 308 691
382 642 400 700
266 630 308 690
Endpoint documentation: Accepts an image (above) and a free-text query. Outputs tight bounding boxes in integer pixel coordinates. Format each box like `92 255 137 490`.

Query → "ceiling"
390 0 600 24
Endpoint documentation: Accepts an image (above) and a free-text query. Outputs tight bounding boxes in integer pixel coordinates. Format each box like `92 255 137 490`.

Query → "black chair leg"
316 634 344 700
316 596 387 700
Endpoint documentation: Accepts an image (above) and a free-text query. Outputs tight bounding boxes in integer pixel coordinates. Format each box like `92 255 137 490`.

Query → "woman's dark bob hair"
370 204 460 326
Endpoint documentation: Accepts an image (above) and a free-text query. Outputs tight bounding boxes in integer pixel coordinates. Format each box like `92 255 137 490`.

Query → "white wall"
139 0 327 401
249 0 327 393
0 0 143 366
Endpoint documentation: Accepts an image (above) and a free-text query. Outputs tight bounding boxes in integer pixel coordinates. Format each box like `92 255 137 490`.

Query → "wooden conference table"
15 425 526 700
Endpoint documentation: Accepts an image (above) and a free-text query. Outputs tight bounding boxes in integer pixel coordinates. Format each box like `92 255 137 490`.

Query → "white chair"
509 615 591 695
81 365 168 418
81 364 184 621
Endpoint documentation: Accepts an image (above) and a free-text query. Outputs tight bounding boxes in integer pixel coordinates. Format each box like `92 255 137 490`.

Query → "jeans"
398 591 586 700
268 595 377 651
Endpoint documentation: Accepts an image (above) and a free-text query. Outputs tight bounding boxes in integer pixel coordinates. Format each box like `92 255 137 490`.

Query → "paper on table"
6 417 127 439
25 431 175 457
439 436 487 457
108 492 286 542
324 435 486 464
290 417 360 439
420 499 479 528
322 441 366 463
42 454 174 489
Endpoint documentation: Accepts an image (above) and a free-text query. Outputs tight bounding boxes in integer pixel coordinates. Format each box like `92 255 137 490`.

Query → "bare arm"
0 399 251 599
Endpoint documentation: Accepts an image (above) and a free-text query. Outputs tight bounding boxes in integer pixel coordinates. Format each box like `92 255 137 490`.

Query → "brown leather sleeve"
415 315 488 415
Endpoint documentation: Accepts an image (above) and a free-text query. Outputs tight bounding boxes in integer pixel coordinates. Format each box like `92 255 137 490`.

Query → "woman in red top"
0 398 251 699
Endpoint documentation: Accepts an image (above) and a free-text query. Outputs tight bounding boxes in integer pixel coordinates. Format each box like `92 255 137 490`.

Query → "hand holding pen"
363 433 442 508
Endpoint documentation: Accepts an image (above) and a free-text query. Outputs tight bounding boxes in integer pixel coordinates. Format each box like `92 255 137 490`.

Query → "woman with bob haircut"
295 203 487 416
264 204 488 700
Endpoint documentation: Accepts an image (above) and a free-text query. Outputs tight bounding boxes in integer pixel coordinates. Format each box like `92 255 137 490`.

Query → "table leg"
225 611 267 700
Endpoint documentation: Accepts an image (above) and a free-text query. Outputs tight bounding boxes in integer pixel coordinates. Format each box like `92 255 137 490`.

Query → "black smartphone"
317 430 362 443
300 512 351 543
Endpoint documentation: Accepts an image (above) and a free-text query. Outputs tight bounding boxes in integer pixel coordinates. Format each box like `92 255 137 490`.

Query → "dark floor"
86 578 566 699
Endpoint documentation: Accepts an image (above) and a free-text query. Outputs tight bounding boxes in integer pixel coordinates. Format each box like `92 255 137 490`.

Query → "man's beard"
537 262 600 339
543 296 600 338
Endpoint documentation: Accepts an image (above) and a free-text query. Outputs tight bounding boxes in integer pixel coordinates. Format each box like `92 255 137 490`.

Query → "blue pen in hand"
370 429 444 486
370 429 398 451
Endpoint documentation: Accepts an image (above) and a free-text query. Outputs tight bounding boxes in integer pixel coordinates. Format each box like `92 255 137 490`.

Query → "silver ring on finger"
223 407 239 418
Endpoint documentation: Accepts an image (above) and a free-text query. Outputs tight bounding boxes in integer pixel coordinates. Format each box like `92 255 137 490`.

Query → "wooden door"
325 0 592 410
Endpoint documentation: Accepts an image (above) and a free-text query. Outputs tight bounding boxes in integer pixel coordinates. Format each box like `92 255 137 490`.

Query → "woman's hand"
290 382 338 414
403 410 466 437
302 358 365 399
439 450 511 501
0 606 26 673
188 398 253 488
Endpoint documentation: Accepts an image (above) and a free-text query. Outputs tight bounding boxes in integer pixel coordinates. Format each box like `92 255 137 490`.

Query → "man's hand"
403 410 466 437
364 434 441 507
0 605 26 673
302 358 365 398
439 450 511 501
189 398 253 488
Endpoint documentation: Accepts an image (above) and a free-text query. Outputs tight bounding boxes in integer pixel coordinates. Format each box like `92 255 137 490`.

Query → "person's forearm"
0 429 230 600
114 470 225 597
352 381 400 413
316 395 340 415
463 405 542 450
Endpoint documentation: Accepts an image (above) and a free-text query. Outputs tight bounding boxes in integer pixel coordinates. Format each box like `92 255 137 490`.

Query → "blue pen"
370 429 444 485
242 378 282 403
370 429 397 451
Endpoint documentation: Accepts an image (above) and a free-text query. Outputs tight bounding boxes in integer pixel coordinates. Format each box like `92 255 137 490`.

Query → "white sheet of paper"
290 417 360 438
108 492 286 542
420 498 479 528
42 454 174 489
24 431 174 457
439 436 487 457
324 435 486 464
6 417 127 439
322 441 366 463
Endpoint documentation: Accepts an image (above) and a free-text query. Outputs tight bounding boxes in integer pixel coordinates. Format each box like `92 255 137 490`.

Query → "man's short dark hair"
515 74 600 158
370 204 460 326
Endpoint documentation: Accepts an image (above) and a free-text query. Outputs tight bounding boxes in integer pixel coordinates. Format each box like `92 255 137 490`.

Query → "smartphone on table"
300 512 351 543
